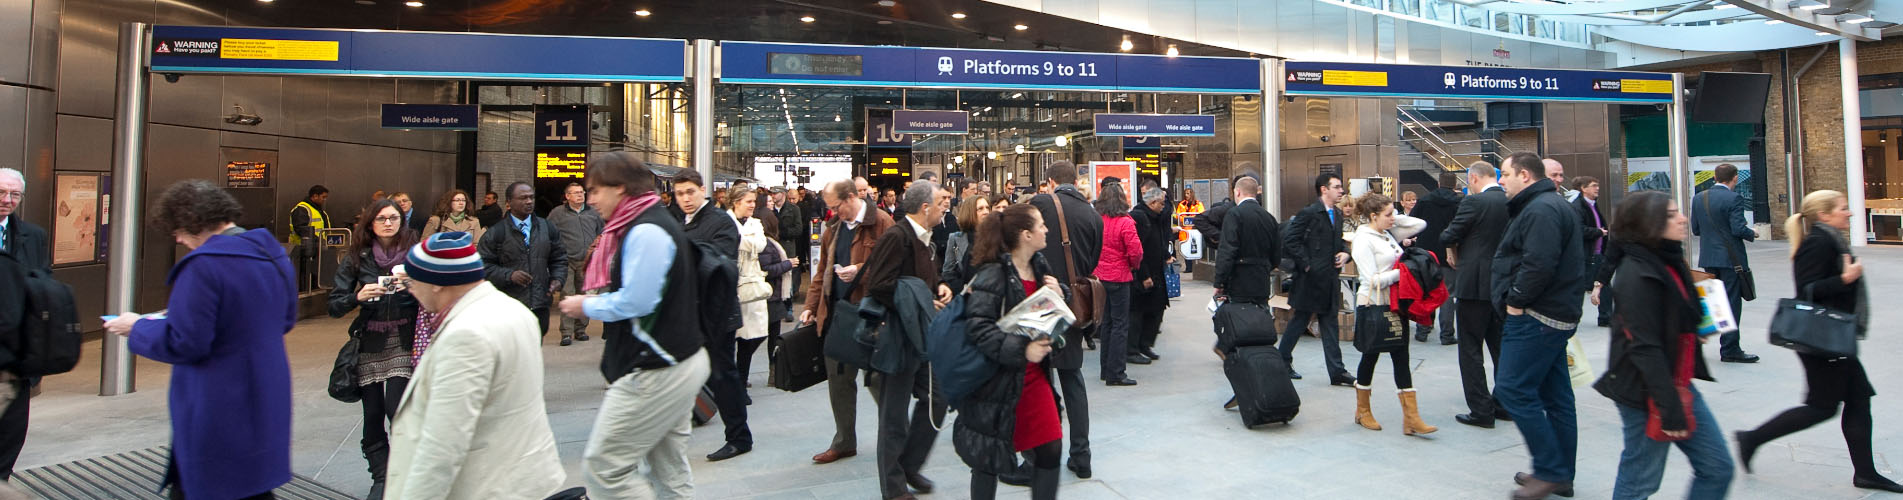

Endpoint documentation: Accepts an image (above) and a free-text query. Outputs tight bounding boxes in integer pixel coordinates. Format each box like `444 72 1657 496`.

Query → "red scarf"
584 193 661 291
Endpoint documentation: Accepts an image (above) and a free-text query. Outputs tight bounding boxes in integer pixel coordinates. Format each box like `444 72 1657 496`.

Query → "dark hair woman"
1593 190 1734 499
328 198 421 499
958 203 1064 500
424 188 483 241
104 180 295 499
1345 193 1436 435
1735 190 1901 493
940 195 994 293
1092 179 1144 384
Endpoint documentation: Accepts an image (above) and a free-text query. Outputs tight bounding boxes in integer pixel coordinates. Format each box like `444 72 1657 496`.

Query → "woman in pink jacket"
1093 177 1144 386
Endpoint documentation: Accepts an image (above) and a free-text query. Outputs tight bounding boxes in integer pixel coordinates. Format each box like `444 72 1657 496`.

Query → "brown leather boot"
1354 385 1382 431
1399 388 1438 435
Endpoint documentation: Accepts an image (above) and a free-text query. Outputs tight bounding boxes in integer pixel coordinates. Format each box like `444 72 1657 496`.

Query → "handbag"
328 335 362 403
1767 283 1860 358
1566 335 1595 388
1703 193 1757 301
1164 264 1182 299
772 322 828 392
1050 194 1105 332
1351 305 1405 353
738 278 772 303
823 299 878 369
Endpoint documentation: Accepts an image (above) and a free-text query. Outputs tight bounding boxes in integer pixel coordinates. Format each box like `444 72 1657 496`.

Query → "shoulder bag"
1351 305 1406 353
1767 283 1859 358
328 332 363 403
1050 196 1106 332
1703 193 1757 301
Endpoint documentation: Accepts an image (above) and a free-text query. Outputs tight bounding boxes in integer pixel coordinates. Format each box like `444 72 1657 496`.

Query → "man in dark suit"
1572 176 1611 328
0 167 49 480
1029 161 1102 479
1410 173 1464 344
859 180 953 500
1440 162 1513 428
1128 182 1175 362
665 171 753 462
1213 175 1279 304
1690 163 1759 363
1277 173 1353 385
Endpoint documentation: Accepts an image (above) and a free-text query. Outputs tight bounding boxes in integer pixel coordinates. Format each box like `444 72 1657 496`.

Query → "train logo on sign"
1444 72 1457 88
937 57 954 75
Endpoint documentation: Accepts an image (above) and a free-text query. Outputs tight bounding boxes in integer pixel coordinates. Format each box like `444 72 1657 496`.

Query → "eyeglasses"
0 191 21 201
374 215 403 224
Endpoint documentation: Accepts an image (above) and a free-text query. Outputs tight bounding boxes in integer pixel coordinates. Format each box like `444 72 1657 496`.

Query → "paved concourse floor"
13 240 1901 499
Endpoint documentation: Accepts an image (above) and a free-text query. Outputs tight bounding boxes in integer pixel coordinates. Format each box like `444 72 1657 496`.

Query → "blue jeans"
1496 314 1579 483
1613 387 1734 500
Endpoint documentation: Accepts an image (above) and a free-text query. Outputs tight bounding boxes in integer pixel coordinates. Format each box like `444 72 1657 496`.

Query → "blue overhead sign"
892 110 970 134
381 104 478 130
1283 61 1674 103
151 25 687 82
723 41 1261 94
1094 114 1218 137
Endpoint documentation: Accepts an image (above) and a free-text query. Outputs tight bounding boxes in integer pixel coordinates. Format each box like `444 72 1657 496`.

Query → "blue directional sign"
723 41 1261 94
151 25 687 82
892 110 970 134
1283 61 1674 103
380 104 478 131
1094 114 1218 137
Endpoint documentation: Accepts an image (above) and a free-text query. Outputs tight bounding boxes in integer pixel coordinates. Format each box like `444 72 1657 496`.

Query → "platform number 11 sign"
534 104 591 148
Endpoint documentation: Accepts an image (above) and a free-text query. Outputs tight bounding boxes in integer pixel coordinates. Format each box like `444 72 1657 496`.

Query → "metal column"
1261 58 1283 214
1668 73 1693 243
691 39 716 184
103 22 149 396
1842 39 1868 247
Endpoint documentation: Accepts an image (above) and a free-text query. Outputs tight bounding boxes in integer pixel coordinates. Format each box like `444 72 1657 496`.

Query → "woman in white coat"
730 187 772 389
1347 193 1439 437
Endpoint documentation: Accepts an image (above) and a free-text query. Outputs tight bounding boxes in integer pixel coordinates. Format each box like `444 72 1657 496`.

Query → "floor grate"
14 447 357 500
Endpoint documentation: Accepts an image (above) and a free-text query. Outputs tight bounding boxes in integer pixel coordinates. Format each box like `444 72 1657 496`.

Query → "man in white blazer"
385 232 566 499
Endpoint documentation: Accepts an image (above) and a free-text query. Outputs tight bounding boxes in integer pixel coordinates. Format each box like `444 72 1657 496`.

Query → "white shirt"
906 215 932 246
843 202 868 230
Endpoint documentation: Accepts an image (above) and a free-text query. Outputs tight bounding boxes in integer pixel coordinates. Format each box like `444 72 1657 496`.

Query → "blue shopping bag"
1165 263 1182 299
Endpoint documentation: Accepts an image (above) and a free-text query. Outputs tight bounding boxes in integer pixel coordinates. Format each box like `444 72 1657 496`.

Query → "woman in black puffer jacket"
957 203 1064 500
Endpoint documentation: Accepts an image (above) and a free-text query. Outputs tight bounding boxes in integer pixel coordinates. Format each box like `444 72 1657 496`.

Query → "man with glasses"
0 167 48 481
477 182 569 339
800 179 894 467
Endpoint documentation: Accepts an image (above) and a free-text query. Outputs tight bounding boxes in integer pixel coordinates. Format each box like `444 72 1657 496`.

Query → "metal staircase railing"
1396 105 1519 173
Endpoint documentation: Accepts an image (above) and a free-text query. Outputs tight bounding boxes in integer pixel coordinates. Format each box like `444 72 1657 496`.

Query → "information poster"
1087 161 1137 201
52 173 102 265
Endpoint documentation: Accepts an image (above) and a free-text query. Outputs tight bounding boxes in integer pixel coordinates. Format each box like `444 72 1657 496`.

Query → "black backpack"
2 253 80 377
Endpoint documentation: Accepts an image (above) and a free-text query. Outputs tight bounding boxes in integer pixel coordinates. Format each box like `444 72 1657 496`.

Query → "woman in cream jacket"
1347 193 1439 436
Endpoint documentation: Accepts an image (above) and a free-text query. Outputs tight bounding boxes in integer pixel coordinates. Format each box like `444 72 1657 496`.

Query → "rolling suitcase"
1224 345 1301 426
1213 301 1278 352
691 386 718 427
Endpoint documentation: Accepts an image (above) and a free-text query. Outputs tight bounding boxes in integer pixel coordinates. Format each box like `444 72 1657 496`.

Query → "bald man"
1543 159 1576 202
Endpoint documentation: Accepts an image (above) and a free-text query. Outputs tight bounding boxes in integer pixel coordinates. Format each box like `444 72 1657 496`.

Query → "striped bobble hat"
405 232 484 286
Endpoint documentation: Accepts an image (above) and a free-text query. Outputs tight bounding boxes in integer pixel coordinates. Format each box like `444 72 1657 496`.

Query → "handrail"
1397 109 1475 171
1396 105 1519 156
1395 105 1520 167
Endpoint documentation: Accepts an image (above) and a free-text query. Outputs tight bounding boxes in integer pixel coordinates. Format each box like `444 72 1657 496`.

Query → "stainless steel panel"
1 0 31 85
28 0 58 88
277 138 328 236
1238 0 1279 55
1150 0 1198 40
1531 43 1561 69
324 142 374 214
1545 103 1577 153
138 124 220 310
223 76 284 137
24 86 54 190
282 76 330 141
1196 0 1240 49
1377 16 1397 63
1408 23 1441 66
149 73 222 130
154 0 221 26
1045 0 1101 23
51 264 108 332
1232 95 1262 154
368 81 403 149
0 85 22 176
1277 0 1314 60
55 0 133 119
221 130 278 151
55 114 112 172
1575 104 1610 154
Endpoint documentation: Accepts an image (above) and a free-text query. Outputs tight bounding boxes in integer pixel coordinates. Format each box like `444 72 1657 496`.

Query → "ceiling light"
1765 19 1785 24
800 15 816 22
1817 30 1834 35
634 9 650 16
834 115 841 122
1015 144 1026 154
258 0 273 3
987 151 998 159
1166 44 1180 57
355 0 375 4
1120 37 1134 51
951 12 966 19
404 1 422 6
1841 13 1874 23
1014 24 1029 30
877 0 896 6
1796 0 1828 11
1054 135 1069 147
1714 3 1736 8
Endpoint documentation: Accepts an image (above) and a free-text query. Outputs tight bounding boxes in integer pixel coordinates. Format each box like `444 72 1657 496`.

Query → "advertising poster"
53 173 102 265
1087 161 1137 201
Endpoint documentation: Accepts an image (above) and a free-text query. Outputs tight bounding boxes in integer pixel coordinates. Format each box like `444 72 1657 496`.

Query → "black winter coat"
1 216 50 274
1129 201 1174 311
1031 186 1101 370
1575 196 1609 256
955 254 1060 475
1214 199 1280 303
1409 188 1461 261
1196 198 1234 253
1440 186 1508 301
478 214 570 310
673 201 741 259
1594 242 1711 431
1490 179 1586 322
1282 201 1347 313
328 247 420 354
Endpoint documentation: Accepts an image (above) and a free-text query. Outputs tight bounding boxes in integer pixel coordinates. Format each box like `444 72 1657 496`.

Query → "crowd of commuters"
5 141 1903 500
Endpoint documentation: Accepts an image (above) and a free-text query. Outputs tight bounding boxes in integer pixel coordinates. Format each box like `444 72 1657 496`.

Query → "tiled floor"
14 240 1902 499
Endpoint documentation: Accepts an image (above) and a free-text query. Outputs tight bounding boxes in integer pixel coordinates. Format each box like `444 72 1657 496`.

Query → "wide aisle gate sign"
151 25 687 82
1283 61 1674 103
722 41 1261 94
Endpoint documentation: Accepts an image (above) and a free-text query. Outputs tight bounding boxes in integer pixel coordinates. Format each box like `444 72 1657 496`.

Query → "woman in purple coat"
104 180 295 500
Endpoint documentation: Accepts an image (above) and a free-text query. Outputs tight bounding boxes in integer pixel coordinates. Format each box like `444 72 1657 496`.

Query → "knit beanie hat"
405 232 484 286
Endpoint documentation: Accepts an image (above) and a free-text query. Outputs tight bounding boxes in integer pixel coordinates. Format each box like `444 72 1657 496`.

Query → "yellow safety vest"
288 201 327 246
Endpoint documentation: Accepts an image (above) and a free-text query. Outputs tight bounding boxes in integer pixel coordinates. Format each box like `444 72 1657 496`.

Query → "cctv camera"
162 73 182 83
1320 135 1331 143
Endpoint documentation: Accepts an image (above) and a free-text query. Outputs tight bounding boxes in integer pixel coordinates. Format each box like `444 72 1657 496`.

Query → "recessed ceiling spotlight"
1120 37 1134 51
1713 3 1736 8
951 12 967 19
634 9 650 16
1166 44 1180 57
258 0 274 3
355 0 375 4
1765 19 1785 24
878 20 893 25
404 1 422 6
877 0 896 6
801 15 816 22
1014 24 1028 30
1842 13 1874 23
1817 30 1834 35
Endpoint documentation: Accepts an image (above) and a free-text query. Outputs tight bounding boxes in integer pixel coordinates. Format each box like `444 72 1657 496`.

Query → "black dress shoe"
1329 375 1357 387
1455 413 1496 429
905 473 935 493
1140 347 1161 360
999 463 1033 486
1106 377 1138 386
1494 409 1514 422
1721 353 1761 363
1854 474 1903 493
1514 472 1575 497
577 333 590 341
560 337 574 346
706 444 751 461
1125 354 1153 365
1440 336 1458 346
1288 370 1304 380
1068 457 1092 479
1085 338 1097 350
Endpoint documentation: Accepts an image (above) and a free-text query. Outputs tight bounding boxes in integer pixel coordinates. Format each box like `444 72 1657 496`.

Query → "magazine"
998 285 1075 346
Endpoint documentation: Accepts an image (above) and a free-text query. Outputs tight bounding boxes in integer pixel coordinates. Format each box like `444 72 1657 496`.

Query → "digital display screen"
536 150 587 179
224 161 271 188
769 53 863 76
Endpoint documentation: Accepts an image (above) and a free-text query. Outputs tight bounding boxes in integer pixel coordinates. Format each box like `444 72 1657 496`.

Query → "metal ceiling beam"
1722 0 1879 40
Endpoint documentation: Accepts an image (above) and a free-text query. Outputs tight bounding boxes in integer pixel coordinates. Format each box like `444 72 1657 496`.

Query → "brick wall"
1501 128 1541 156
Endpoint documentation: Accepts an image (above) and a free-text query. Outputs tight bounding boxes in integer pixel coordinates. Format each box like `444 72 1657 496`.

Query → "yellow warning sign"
1620 79 1672 94
1322 70 1389 87
219 38 340 61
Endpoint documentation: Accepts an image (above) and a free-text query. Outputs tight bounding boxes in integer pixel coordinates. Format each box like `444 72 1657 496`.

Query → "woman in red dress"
955 203 1065 500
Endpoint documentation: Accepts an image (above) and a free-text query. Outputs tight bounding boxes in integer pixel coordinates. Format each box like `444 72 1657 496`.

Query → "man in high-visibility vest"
288 185 330 291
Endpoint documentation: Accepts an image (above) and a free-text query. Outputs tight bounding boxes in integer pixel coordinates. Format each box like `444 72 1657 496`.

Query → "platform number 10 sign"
534 105 591 148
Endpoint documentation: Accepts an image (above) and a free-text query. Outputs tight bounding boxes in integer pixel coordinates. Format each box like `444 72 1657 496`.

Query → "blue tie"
517 219 531 246
1328 208 1336 226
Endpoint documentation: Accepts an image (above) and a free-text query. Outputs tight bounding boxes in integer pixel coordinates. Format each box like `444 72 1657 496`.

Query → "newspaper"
1694 279 1737 336
998 285 1075 344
